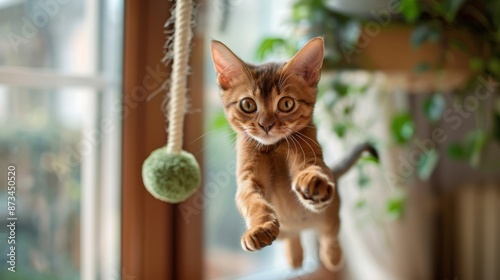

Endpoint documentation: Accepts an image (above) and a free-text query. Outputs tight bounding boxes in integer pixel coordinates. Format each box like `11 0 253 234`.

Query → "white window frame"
0 0 122 279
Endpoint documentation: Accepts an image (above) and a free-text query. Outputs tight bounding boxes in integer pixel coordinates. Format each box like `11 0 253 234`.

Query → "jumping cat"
210 37 378 271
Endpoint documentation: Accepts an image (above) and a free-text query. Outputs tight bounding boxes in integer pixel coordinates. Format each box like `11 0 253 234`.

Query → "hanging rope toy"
142 0 201 203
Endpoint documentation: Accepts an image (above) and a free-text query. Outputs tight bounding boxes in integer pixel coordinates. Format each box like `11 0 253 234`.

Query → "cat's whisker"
193 127 237 155
302 125 318 129
197 124 251 158
293 132 318 166
285 126 322 149
289 134 305 169
195 130 237 158
257 142 264 155
240 127 258 144
250 137 262 154
291 129 322 148
288 133 299 170
190 127 231 144
283 134 292 162
231 136 239 155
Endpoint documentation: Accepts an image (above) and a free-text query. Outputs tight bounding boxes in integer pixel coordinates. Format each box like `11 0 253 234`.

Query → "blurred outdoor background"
0 0 499 279
203 0 500 279
0 0 122 279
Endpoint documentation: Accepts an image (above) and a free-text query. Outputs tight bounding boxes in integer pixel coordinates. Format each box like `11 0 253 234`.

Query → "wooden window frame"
121 0 204 279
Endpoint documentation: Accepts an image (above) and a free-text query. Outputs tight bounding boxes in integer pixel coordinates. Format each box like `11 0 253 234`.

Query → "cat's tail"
331 143 379 178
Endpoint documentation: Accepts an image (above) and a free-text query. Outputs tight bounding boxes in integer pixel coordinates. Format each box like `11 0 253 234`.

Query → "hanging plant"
254 0 500 220
256 0 499 172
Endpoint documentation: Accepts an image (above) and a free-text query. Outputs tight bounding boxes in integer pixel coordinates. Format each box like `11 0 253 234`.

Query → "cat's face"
210 38 324 145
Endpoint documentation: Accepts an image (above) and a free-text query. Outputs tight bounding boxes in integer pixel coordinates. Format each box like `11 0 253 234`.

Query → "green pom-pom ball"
142 148 201 203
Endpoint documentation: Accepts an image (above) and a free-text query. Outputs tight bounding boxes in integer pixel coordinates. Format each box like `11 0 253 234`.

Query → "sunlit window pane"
0 87 97 279
0 0 123 279
0 0 98 75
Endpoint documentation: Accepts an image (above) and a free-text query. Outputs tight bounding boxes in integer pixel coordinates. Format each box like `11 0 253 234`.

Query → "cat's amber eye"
240 98 257 113
278 97 295 112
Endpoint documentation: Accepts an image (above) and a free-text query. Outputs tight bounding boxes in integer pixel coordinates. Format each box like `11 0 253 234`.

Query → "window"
0 1 123 279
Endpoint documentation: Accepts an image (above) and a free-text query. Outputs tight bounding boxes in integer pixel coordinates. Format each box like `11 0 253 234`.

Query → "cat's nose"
259 122 275 133
258 117 275 133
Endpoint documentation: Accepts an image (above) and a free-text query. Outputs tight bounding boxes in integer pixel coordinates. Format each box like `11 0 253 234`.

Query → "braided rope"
166 0 193 153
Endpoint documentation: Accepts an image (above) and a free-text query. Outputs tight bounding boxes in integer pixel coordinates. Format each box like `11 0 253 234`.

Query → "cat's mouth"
251 133 282 146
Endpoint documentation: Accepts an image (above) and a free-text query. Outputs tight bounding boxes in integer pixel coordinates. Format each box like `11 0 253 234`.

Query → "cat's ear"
210 40 246 90
283 37 324 87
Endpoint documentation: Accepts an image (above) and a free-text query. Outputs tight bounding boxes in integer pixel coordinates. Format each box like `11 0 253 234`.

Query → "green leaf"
332 81 349 97
411 24 440 49
447 131 488 165
417 148 439 180
355 84 369 94
442 0 466 22
487 58 500 77
423 94 446 123
447 143 467 160
413 62 430 73
291 1 311 22
355 199 367 210
343 104 354 116
334 123 347 138
465 130 487 167
359 155 380 164
358 174 370 188
357 166 370 188
255 37 287 61
411 24 430 49
469 57 485 72
400 0 422 23
210 111 235 142
386 197 405 220
391 112 415 144
211 111 229 129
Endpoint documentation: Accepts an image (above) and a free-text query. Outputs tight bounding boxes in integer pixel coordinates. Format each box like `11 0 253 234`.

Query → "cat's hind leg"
318 231 344 272
283 235 303 269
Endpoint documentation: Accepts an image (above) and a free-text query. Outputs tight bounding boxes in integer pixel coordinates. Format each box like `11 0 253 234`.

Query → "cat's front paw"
241 220 280 251
293 167 335 212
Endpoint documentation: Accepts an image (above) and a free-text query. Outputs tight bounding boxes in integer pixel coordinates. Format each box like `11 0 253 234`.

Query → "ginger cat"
210 37 377 271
